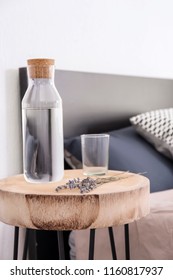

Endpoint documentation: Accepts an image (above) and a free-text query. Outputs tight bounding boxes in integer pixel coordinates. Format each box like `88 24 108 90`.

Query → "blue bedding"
64 126 173 193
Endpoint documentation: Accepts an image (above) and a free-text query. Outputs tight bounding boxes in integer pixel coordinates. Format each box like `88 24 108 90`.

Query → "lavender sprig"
55 171 147 194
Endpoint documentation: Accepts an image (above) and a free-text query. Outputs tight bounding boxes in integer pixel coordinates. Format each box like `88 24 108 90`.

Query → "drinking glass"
81 134 109 176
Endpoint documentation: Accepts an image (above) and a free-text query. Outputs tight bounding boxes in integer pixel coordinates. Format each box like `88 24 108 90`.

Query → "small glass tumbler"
81 134 110 176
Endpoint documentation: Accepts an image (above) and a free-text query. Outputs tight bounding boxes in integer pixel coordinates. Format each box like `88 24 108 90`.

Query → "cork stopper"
27 58 55 79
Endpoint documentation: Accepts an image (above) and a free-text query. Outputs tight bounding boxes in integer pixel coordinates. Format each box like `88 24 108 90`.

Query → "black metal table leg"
57 231 65 260
13 226 19 260
28 229 37 260
108 227 117 260
88 229 95 260
22 228 29 260
124 224 130 260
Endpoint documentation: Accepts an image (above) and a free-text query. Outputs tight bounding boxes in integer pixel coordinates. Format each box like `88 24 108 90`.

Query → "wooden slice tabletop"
0 169 150 230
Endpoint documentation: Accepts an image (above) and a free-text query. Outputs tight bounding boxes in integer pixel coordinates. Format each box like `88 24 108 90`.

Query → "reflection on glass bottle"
25 126 39 179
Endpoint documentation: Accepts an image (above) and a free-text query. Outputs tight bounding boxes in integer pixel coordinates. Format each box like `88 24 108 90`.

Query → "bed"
19 68 173 260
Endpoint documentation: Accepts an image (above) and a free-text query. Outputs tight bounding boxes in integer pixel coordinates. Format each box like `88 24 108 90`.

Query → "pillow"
130 108 173 160
64 126 173 193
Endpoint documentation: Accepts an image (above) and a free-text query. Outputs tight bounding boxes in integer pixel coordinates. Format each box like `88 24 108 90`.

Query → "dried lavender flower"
55 171 139 194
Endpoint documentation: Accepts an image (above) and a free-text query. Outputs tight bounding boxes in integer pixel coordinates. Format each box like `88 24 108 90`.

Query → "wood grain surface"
0 170 150 230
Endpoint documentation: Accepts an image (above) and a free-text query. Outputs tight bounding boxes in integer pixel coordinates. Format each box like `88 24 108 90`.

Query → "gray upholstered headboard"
19 68 173 137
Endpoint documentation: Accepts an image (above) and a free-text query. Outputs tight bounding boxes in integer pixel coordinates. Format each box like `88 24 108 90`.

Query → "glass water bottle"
22 58 64 183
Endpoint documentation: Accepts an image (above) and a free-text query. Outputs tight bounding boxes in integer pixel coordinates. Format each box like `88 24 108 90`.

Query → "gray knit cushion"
130 108 173 160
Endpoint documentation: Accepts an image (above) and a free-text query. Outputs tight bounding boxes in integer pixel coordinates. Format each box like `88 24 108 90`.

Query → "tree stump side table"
0 170 150 260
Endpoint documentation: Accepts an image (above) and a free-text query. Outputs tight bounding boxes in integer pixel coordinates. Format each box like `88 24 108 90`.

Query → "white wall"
1 0 173 259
